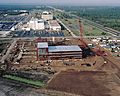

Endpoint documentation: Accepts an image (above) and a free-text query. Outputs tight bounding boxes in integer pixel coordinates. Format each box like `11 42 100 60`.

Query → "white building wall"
29 19 45 30
36 21 45 30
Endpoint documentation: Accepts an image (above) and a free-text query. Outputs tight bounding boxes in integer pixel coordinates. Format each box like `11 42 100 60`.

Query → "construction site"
0 18 120 96
0 36 120 95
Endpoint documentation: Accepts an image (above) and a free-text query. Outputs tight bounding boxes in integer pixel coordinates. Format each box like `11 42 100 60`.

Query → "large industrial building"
36 42 82 61
41 11 53 21
48 20 61 31
29 18 45 30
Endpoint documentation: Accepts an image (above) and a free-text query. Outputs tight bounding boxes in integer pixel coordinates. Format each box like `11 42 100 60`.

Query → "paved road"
0 35 113 41
56 18 77 37
71 13 120 38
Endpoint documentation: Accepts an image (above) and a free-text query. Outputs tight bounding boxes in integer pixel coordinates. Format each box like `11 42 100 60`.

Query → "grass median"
3 75 45 87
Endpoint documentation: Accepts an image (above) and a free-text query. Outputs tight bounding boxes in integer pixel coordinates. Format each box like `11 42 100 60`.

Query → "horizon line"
0 3 120 6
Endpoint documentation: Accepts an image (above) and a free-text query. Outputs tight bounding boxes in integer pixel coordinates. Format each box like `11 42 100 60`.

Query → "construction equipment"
78 18 108 56
78 17 88 47
78 18 83 41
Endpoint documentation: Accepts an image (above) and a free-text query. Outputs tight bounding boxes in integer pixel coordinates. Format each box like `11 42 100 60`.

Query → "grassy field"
3 75 45 87
83 22 107 36
62 18 80 36
55 12 108 36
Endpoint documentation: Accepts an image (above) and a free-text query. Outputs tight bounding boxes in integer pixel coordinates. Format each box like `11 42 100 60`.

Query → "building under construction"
36 41 82 61
35 18 87 61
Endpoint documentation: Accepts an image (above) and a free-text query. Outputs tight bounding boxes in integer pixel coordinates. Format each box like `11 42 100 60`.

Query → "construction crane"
78 17 88 48
78 17 108 57
78 18 83 41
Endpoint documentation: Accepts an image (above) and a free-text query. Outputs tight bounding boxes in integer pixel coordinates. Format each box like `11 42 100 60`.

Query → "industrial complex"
0 6 120 96
0 11 63 37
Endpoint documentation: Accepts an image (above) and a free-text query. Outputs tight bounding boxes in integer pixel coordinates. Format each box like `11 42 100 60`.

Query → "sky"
0 0 120 6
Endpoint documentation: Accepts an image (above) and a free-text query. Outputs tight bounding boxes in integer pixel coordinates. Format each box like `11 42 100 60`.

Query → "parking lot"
0 16 27 22
13 31 65 37
0 16 27 31
0 22 18 31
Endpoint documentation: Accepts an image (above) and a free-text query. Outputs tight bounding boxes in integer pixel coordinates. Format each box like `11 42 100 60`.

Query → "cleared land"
47 70 120 96
1 38 120 96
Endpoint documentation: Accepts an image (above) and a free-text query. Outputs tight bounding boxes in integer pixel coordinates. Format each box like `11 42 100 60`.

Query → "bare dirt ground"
47 70 120 96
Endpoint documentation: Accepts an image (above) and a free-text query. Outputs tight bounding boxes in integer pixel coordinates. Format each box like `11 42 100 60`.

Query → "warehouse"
36 42 82 61
48 20 61 31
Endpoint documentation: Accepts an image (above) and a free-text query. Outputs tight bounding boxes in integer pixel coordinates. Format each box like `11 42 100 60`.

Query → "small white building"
48 20 61 31
29 18 45 30
41 11 53 21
